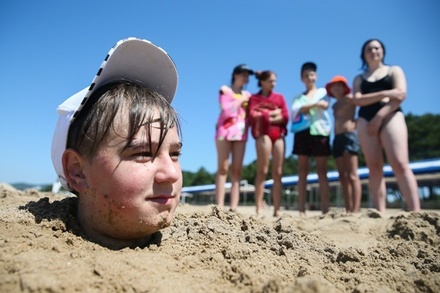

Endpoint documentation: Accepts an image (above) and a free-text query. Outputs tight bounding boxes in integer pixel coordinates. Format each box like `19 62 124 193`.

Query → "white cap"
51 37 178 190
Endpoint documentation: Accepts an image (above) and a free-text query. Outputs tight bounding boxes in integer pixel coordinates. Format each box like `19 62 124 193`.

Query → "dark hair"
300 62 317 75
231 64 254 85
255 70 275 87
360 39 386 71
67 82 181 164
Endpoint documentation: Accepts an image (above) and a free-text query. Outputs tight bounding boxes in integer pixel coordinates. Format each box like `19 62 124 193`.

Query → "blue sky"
1 0 439 185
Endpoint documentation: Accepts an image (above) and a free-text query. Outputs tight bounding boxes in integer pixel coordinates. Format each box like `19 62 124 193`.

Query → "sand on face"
1 185 439 293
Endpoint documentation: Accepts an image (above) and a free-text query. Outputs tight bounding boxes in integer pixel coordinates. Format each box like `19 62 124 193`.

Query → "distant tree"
189 167 215 186
242 159 257 185
406 113 440 160
182 171 196 187
40 184 53 192
283 154 337 176
283 155 298 175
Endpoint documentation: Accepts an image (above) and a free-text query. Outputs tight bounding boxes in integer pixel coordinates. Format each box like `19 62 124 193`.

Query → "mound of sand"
1 186 439 292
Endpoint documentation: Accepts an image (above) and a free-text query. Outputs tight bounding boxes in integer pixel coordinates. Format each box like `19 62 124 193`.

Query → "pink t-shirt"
215 86 251 141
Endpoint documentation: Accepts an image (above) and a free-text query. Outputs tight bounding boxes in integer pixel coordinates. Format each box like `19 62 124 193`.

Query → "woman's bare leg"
271 138 286 216
229 141 246 210
254 136 272 214
381 113 420 211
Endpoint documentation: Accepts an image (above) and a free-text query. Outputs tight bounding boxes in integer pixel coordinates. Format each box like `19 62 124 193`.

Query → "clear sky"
1 0 439 185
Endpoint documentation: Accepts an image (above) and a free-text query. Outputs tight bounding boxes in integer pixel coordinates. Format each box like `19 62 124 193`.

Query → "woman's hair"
255 70 275 87
67 82 181 163
360 38 386 71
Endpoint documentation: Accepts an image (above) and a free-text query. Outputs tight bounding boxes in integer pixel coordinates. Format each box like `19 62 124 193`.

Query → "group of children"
292 62 362 216
215 61 362 217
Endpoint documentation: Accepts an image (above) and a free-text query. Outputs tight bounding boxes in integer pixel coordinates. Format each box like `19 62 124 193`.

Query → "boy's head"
325 75 351 98
52 37 178 190
51 38 182 249
301 62 317 75
231 64 254 86
300 62 317 85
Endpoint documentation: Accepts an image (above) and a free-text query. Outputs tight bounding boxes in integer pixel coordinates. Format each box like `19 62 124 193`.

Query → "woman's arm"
352 69 406 107
352 75 386 106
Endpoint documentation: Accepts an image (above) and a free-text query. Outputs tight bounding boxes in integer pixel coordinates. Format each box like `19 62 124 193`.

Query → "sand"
1 184 439 292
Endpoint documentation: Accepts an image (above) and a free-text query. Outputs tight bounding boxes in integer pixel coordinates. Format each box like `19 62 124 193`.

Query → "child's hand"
343 94 354 104
315 100 329 109
367 115 383 136
270 108 281 117
385 88 405 102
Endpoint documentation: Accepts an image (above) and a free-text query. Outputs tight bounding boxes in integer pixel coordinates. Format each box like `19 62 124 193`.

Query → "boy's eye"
135 152 153 158
170 151 182 159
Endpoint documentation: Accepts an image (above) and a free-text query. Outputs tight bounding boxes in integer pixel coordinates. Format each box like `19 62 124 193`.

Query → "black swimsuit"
358 74 402 121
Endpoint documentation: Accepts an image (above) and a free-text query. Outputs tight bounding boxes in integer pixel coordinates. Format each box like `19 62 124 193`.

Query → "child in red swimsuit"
248 70 289 217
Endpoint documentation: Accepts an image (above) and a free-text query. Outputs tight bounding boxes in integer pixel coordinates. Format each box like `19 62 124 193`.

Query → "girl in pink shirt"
215 64 254 211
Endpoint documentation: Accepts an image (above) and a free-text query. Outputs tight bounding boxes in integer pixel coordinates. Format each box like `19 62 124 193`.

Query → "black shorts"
292 128 330 157
332 132 360 158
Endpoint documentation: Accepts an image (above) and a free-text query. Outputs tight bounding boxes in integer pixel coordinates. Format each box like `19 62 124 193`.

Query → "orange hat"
325 75 351 97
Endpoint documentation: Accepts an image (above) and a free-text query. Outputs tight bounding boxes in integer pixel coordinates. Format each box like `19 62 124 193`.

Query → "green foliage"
283 155 299 175
40 184 53 192
406 113 440 160
181 113 440 186
182 167 215 187
241 159 257 185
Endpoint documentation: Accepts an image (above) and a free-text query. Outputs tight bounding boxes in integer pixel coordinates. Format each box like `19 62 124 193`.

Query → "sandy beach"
1 184 439 292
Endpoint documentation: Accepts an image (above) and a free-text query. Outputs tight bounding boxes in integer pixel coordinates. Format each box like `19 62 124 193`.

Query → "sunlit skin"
216 71 250 211
64 111 182 249
295 68 330 216
352 39 420 212
328 82 361 214
253 73 286 217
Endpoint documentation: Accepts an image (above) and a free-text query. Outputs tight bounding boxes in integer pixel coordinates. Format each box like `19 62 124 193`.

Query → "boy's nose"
155 156 181 183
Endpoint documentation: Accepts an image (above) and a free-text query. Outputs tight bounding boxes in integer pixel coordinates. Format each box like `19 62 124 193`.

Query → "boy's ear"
62 149 88 192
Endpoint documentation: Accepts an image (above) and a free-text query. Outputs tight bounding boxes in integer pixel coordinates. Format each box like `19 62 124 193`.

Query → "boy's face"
78 111 182 244
301 69 317 86
234 72 250 86
329 82 346 98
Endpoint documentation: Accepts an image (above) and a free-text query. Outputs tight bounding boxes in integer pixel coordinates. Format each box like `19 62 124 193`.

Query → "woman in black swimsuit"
352 39 420 212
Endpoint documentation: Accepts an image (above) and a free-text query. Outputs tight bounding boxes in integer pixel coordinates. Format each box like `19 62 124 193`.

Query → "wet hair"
67 82 181 163
255 70 275 87
360 39 386 71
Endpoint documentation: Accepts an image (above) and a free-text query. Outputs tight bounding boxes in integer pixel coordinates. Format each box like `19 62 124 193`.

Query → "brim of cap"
51 37 178 190
234 69 254 75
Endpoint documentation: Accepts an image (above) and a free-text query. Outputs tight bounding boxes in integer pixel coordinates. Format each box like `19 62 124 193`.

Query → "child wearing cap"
51 38 182 249
291 62 331 216
326 76 361 214
214 64 253 212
